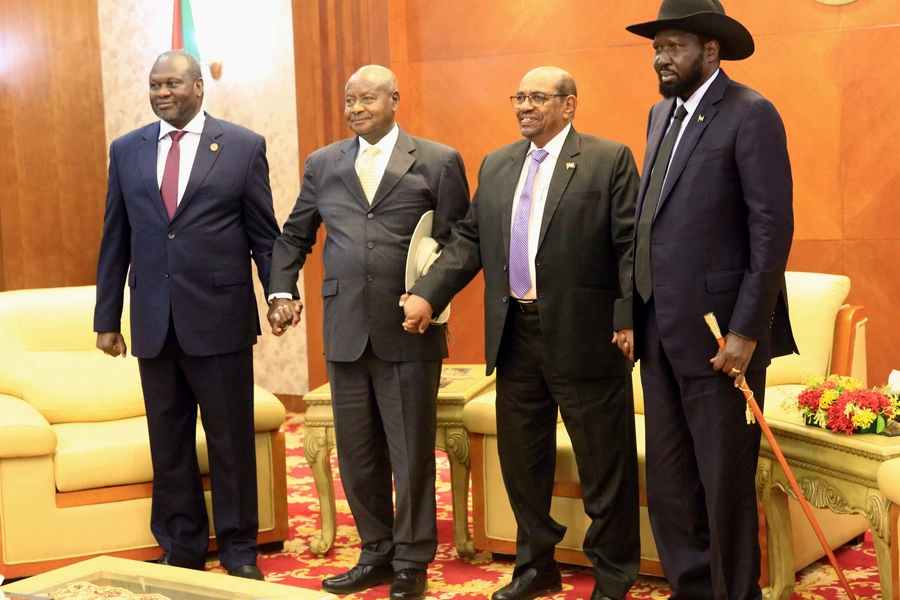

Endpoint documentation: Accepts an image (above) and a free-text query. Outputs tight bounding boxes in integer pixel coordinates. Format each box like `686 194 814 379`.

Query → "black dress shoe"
390 568 427 600
228 564 265 581
322 564 394 594
492 567 562 600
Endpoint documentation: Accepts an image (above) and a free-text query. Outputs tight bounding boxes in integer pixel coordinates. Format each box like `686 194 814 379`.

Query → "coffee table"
757 402 900 600
303 364 495 560
0 556 336 599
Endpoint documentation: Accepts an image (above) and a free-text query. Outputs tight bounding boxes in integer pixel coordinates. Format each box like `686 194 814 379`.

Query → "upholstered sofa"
464 271 868 579
0 286 288 579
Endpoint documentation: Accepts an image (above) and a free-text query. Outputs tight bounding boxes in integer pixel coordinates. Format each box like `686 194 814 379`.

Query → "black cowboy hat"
626 0 754 61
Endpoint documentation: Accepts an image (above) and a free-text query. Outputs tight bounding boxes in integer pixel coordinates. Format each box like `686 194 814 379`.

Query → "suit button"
167 233 175 240
502 265 507 271
367 242 374 249
367 213 374 219
367 275 374 282
165 272 170 278
502 296 508 303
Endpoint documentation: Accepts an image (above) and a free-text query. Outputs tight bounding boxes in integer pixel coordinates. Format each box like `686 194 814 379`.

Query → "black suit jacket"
94 114 279 358
412 127 639 379
269 128 470 363
634 70 797 376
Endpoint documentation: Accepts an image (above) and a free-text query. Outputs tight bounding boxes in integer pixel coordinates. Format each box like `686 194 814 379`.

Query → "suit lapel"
655 71 729 216
501 140 530 262
370 129 415 208
537 128 580 250
173 114 224 221
137 123 169 223
338 137 369 209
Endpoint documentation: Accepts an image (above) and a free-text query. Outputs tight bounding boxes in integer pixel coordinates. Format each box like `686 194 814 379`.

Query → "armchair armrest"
0 393 56 457
830 305 866 380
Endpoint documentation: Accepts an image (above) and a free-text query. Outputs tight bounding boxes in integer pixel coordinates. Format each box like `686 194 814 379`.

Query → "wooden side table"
757 402 900 600
302 364 496 559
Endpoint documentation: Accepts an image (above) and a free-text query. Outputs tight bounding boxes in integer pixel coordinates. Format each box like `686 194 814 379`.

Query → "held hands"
710 331 758 386
267 298 303 336
399 293 433 334
96 332 128 357
612 328 635 362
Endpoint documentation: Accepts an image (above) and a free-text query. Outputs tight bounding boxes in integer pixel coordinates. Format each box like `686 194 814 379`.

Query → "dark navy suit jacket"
634 70 798 375
94 113 279 358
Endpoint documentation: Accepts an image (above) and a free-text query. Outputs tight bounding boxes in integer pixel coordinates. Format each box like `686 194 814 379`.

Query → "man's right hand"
97 332 127 357
267 298 303 336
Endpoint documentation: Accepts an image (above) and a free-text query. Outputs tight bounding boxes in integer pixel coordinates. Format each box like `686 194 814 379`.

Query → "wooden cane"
704 313 856 600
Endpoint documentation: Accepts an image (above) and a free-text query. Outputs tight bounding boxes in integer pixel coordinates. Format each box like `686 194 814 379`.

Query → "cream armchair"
0 286 288 579
464 271 868 579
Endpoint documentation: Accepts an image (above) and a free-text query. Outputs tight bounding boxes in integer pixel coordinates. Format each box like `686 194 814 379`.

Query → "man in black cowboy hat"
622 1 796 598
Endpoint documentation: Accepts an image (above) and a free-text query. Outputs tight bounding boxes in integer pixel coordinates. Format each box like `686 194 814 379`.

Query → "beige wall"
97 0 308 395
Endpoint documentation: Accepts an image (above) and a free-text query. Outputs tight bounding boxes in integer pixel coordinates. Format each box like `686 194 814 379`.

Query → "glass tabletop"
1 556 334 600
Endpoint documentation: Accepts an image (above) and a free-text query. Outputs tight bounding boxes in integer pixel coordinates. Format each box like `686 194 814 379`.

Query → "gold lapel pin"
697 115 705 123
566 162 576 170
210 142 219 152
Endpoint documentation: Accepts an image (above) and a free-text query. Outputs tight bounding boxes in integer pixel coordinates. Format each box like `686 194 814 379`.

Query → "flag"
171 0 201 62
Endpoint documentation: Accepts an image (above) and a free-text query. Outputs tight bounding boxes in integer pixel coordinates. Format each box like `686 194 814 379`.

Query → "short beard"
658 59 704 99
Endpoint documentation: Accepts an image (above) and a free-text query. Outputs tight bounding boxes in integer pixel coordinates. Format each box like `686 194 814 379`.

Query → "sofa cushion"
0 394 57 457
20 352 146 424
53 388 285 492
766 273 850 387
877 458 900 502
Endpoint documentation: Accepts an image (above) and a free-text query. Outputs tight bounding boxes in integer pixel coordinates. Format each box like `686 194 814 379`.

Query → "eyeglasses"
509 93 567 108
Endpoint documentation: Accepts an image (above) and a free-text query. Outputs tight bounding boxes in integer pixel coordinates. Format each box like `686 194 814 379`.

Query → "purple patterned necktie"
509 148 549 298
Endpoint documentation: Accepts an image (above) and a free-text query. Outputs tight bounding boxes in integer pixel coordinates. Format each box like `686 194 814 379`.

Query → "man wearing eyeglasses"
400 67 641 600
266 65 469 600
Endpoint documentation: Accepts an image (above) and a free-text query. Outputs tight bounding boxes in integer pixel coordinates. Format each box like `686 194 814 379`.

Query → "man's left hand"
710 332 757 384
612 328 634 362
400 293 433 334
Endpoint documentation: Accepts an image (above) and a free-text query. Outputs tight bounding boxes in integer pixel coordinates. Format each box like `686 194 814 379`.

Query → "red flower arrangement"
784 374 900 435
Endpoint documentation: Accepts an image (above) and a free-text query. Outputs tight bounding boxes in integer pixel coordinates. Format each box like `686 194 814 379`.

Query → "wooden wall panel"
0 0 107 291
296 0 900 386
388 0 900 385
292 0 393 389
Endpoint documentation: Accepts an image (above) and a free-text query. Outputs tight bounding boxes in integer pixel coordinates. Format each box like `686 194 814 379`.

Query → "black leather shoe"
390 568 427 600
228 564 265 581
492 567 562 600
322 564 394 594
590 587 617 600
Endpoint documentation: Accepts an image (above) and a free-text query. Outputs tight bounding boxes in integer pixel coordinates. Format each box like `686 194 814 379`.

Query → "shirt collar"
677 68 720 115
358 123 399 156
159 110 206 140
529 123 571 159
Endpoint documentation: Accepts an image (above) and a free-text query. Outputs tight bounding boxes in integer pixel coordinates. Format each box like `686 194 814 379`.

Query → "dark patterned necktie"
634 104 688 303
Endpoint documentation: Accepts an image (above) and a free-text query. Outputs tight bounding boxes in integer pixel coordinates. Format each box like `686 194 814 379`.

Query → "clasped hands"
267 298 304 336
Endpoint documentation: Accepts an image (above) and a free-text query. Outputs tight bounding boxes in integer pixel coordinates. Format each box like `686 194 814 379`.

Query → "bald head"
521 66 577 98
345 65 401 144
346 65 399 95
515 67 578 148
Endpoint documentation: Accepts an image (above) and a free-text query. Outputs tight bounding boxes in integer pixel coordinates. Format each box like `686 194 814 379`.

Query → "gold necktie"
358 146 381 204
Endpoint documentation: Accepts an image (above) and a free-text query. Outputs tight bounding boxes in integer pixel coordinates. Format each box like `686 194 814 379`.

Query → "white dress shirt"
355 123 399 187
509 123 571 299
157 110 206 205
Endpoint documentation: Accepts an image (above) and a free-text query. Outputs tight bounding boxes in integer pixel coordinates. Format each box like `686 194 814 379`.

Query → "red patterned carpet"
209 414 883 599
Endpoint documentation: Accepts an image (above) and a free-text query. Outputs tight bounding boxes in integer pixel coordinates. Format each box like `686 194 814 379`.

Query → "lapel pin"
210 142 219 152
566 162 576 170
697 114 705 123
